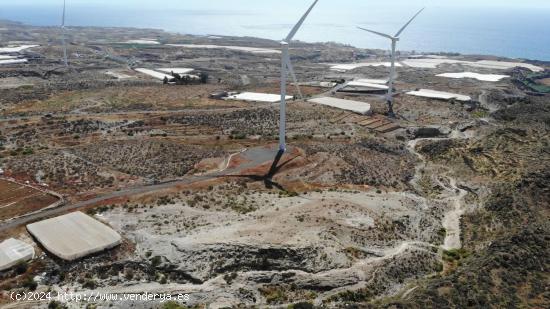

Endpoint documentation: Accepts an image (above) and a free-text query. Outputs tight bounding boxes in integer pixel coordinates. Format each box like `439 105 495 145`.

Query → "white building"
308 97 372 115
226 92 292 103
0 238 35 271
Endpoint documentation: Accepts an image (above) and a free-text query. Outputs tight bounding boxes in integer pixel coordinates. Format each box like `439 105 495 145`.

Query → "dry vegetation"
300 138 415 190
0 19 548 309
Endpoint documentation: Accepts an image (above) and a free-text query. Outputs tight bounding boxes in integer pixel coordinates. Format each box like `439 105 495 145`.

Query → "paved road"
0 146 279 233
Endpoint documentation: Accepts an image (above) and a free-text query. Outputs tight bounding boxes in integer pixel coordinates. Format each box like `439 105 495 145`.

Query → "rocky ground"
0 20 548 309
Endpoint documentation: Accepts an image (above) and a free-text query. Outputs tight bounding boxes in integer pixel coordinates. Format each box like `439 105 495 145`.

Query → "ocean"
1 2 549 61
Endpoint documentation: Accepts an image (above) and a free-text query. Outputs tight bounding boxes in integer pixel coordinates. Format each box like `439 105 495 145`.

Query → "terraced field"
0 179 60 221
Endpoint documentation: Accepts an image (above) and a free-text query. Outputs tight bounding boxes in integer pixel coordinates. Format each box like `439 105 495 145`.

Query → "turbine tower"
61 0 68 67
278 0 319 153
357 8 424 117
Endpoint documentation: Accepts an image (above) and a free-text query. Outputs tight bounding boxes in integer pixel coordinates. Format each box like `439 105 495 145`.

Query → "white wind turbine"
278 0 319 153
61 0 68 67
357 8 424 117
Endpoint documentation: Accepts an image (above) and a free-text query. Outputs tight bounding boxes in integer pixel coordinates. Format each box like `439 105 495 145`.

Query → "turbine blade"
61 0 68 66
285 0 319 42
284 54 303 100
357 27 393 40
62 0 66 27
394 7 424 37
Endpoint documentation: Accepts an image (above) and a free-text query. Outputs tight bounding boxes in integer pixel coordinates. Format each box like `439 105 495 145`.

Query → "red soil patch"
0 179 60 221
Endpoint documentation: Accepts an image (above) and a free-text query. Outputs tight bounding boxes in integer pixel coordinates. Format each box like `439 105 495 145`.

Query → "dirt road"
0 146 279 233
407 131 469 250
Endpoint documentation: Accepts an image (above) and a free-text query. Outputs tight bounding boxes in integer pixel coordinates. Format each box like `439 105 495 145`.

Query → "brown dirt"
3 84 248 115
0 179 60 221
537 78 550 86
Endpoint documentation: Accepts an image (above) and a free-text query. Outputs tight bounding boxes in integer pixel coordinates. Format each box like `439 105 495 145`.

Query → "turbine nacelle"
356 8 424 117
355 27 399 42
357 7 424 41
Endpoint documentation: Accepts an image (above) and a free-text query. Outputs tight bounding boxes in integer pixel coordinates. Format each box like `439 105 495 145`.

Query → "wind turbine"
278 0 319 153
61 0 68 67
357 8 424 117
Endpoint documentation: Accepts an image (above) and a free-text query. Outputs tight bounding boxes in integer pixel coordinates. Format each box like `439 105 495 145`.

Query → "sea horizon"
1 2 549 61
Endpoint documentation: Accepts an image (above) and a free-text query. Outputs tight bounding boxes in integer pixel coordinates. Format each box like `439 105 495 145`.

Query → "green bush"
82 279 97 289
22 276 37 291
15 261 28 274
150 256 162 267
22 148 34 155
260 286 288 304
289 302 314 309
442 249 470 262
162 301 188 309
48 301 68 309
223 272 238 284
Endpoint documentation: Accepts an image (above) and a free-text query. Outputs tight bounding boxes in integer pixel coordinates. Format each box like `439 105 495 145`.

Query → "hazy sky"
7 0 550 9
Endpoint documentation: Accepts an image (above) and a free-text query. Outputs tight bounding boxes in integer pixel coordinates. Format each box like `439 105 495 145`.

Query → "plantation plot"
0 179 60 221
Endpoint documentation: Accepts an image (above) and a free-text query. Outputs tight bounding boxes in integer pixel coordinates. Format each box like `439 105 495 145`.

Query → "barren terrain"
0 19 548 309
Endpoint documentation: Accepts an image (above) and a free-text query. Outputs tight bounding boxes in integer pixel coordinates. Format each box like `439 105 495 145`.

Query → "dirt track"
0 146 279 233
407 130 471 250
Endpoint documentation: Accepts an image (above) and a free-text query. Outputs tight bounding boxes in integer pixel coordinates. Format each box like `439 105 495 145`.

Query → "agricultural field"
0 179 60 221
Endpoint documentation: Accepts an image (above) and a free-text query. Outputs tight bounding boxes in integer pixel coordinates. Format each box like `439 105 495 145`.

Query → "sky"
5 0 550 10
2 0 549 59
